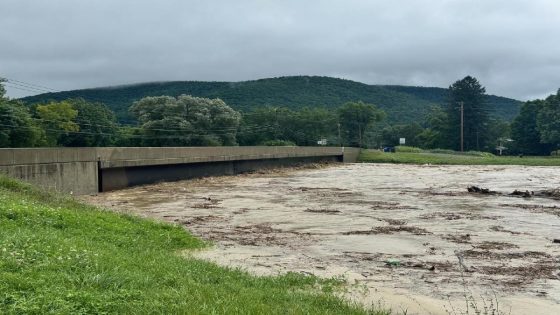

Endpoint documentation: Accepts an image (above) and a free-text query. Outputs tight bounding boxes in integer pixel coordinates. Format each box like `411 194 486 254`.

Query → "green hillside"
21 76 522 124
383 85 521 122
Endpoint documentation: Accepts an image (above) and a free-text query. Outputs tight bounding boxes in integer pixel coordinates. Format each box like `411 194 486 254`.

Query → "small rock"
553 239 560 244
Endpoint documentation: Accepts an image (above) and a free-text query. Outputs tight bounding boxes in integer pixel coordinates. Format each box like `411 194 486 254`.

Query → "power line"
4 83 44 94
0 112 279 136
0 111 337 143
5 80 54 93
4 78 58 92
0 111 344 144
1 77 132 108
0 121 281 140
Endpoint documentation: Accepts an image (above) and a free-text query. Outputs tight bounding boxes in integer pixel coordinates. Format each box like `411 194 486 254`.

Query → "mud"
82 164 560 315
304 208 341 214
342 225 432 235
469 186 560 200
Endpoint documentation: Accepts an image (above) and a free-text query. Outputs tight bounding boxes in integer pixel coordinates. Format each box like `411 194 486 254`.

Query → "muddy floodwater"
82 164 560 314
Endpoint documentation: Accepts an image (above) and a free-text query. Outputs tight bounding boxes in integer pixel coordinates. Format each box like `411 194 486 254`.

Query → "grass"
0 176 386 314
359 149 560 166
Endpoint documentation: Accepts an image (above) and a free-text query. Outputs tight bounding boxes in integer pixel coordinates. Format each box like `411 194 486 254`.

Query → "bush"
427 148 456 155
395 146 422 153
463 151 495 157
426 149 495 157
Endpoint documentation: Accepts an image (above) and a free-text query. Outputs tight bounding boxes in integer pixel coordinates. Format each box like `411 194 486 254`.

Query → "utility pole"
460 101 464 152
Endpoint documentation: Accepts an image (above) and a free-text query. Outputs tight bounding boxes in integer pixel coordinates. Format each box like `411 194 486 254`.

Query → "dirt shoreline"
82 164 560 315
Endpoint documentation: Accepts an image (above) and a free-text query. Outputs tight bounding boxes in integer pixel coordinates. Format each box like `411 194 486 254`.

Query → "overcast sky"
1 0 559 100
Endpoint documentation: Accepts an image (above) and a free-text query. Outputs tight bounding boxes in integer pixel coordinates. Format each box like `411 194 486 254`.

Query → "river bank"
83 163 560 315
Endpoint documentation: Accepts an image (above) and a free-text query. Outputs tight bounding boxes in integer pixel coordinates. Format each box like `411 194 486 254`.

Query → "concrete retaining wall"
342 147 361 163
95 146 348 168
0 146 360 195
0 148 98 195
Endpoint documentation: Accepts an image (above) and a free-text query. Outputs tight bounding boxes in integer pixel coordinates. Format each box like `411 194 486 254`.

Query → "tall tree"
0 80 43 147
129 95 241 146
238 106 339 146
60 98 119 147
338 101 385 147
237 106 285 145
486 118 511 154
416 106 448 149
511 100 551 155
446 76 490 151
292 107 337 146
113 126 143 147
380 123 424 147
536 89 560 151
0 78 6 97
35 101 79 146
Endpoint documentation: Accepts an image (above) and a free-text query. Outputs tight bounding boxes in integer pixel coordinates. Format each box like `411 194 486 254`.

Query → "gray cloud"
1 0 559 100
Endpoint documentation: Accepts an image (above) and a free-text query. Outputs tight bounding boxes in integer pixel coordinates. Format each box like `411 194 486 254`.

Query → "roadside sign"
399 138 406 145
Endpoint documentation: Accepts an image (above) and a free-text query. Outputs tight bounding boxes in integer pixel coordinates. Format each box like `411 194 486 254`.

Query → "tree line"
375 76 560 155
0 78 384 148
1 77 560 155
22 76 521 124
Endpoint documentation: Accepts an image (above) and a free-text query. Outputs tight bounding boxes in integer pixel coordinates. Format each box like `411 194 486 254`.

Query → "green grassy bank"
0 176 382 314
359 149 560 166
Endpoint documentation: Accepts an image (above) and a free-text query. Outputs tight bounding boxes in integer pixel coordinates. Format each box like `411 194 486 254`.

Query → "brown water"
82 164 560 315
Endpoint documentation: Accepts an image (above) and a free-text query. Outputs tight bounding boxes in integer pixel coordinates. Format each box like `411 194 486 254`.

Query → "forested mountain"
21 76 521 124
383 85 521 121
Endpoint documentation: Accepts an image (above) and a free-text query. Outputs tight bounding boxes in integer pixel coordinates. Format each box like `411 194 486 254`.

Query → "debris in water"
342 225 432 235
443 233 471 244
489 225 524 235
377 218 407 225
304 208 341 214
510 190 533 198
467 186 560 200
455 252 472 272
467 186 497 194
472 241 519 250
534 188 560 199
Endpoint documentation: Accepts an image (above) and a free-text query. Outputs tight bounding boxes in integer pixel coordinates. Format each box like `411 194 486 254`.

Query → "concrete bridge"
0 146 360 195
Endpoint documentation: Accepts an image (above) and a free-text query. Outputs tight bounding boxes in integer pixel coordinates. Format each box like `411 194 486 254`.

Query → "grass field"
0 176 384 314
359 149 560 166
